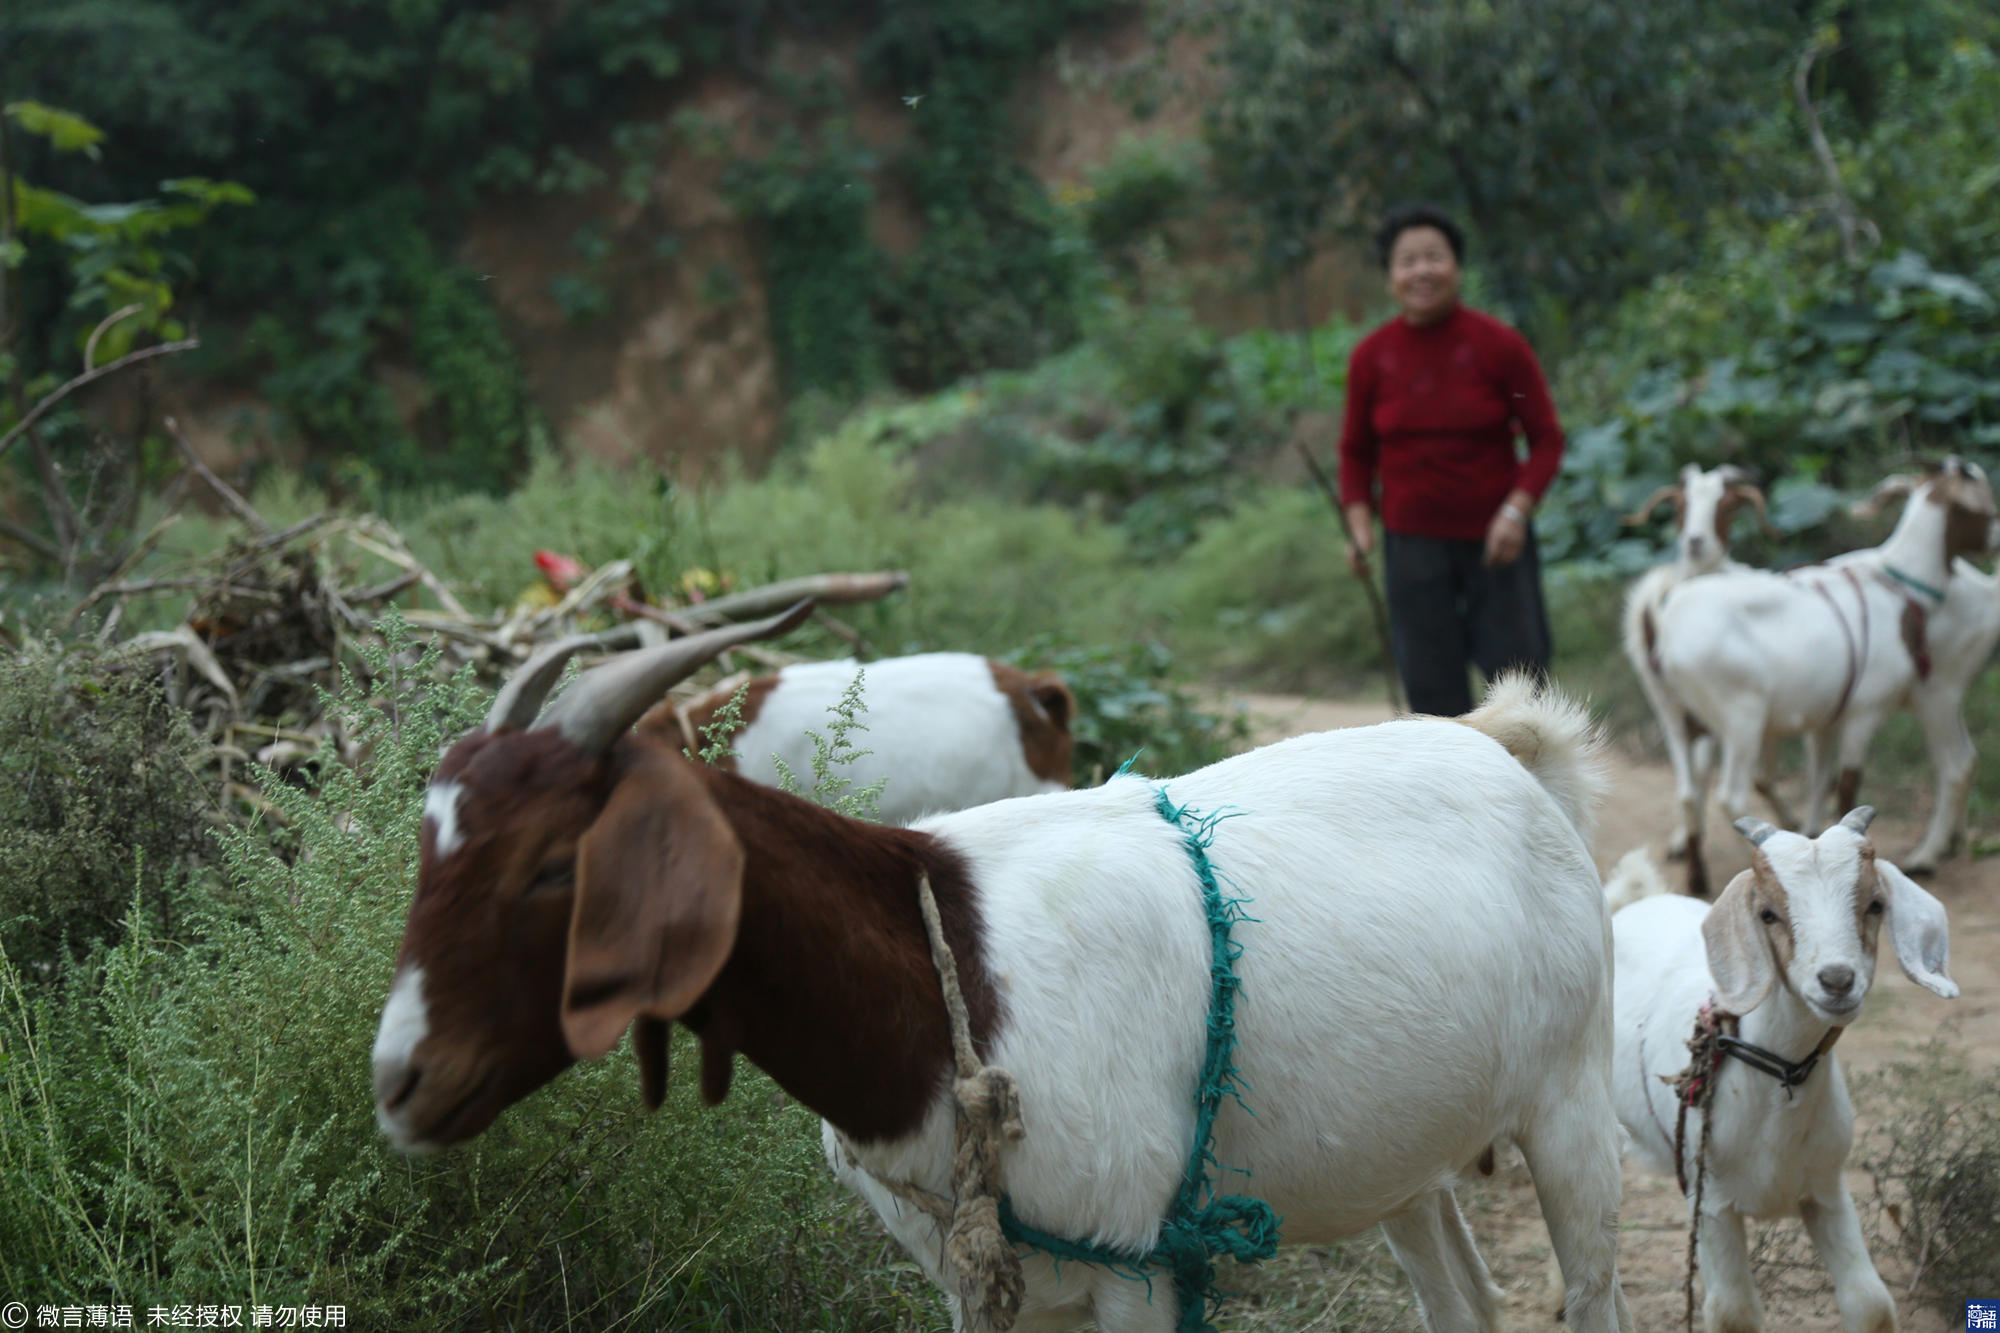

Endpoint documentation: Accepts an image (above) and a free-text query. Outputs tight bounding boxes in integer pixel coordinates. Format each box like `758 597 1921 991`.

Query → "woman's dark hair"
1375 206 1466 268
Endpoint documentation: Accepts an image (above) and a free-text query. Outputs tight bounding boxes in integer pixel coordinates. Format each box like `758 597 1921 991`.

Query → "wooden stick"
673 570 909 624
0 337 201 461
1295 440 1405 714
167 414 272 536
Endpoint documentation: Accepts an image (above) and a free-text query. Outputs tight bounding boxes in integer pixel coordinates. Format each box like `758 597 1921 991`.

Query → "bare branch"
1795 44 1870 266
83 304 146 373
0 336 201 462
0 515 59 560
166 414 272 535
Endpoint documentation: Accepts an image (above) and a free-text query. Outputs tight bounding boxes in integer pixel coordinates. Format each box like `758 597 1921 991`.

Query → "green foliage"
696 682 752 766
771 670 889 821
0 640 213 972
726 128 883 396
1074 135 1205 257
1197 0 1800 322
1856 1043 2000 1309
0 619 940 1330
1007 639 1249 785
4 101 249 362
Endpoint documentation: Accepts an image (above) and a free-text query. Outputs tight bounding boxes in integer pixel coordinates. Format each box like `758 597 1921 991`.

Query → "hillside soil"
1233 692 1997 1333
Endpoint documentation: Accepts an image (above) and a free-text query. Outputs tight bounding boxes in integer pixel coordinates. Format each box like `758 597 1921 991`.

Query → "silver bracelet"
1498 502 1530 526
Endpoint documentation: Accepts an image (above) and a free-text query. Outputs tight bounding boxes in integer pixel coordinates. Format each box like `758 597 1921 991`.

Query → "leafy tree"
1197 0 1803 329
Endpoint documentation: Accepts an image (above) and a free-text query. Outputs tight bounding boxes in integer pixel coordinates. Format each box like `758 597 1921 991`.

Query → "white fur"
721 653 1064 826
1611 833 1957 1333
1603 847 1670 914
372 966 429 1145
828 686 1634 1333
425 782 465 859
1621 464 1762 860
1655 461 1998 881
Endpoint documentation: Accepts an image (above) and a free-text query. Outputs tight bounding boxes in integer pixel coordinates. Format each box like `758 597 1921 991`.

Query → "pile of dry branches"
54 445 907 810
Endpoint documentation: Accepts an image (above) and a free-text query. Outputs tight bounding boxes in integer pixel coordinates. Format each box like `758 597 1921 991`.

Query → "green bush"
0 624 944 1330
1008 639 1250 784
0 641 213 971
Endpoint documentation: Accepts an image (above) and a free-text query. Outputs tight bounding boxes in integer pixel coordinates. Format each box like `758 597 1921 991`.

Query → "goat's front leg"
1906 685 1975 873
1696 1205 1761 1333
1800 724 1838 835
1800 1188 1896 1333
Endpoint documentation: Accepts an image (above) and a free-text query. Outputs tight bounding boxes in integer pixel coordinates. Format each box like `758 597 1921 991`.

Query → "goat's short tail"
1459 673 1607 850
1603 847 1670 913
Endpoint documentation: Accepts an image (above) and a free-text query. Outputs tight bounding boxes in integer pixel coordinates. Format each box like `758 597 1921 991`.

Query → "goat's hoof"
1901 855 1938 877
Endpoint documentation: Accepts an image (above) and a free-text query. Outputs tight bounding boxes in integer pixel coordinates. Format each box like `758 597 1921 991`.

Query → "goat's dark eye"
1759 908 1780 925
1866 900 1885 916
527 864 574 896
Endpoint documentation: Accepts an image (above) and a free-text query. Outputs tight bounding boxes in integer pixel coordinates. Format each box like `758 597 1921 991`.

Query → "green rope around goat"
998 784 1282 1333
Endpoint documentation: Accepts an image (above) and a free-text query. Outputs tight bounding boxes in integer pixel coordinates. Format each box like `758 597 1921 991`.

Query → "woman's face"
1388 225 1461 326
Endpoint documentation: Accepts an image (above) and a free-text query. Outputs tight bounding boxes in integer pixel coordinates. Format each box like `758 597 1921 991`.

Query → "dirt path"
1232 692 1999 1333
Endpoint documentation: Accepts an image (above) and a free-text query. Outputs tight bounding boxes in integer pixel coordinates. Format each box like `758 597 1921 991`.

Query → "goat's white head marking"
424 781 466 859
372 966 432 1148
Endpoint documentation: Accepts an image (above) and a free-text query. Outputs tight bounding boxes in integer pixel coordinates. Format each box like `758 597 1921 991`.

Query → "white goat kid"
1655 457 1998 894
1621 464 1777 855
1608 810 1957 1333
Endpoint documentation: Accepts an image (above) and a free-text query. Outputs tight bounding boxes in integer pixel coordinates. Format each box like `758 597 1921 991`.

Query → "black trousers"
1382 529 1553 717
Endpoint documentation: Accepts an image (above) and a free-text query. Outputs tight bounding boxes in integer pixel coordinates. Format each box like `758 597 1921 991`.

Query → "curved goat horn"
536 599 816 753
1732 817 1780 847
1851 473 1918 519
1839 806 1877 835
486 633 600 735
1623 485 1682 527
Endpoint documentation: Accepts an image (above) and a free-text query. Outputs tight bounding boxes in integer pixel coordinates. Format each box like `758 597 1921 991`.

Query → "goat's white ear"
1877 861 1958 999
1703 871 1778 1015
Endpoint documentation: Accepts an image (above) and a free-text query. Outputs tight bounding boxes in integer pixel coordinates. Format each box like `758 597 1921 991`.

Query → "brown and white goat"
670 653 1075 825
372 615 1635 1332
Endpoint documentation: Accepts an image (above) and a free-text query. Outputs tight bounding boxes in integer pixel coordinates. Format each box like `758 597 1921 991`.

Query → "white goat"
1606 812 1957 1333
373 620 1636 1333
1654 457 1998 894
672 653 1076 826
1621 464 1776 854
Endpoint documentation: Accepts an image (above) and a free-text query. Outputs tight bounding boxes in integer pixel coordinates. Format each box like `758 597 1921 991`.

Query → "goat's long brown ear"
563 751 745 1063
1029 672 1075 731
1703 870 1778 1015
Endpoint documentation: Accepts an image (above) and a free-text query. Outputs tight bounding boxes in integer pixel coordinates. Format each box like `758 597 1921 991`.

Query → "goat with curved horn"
537 599 817 753
1623 483 1683 527
1732 816 1780 847
486 633 601 735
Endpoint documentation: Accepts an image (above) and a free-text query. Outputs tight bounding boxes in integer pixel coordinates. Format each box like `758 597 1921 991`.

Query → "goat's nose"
1687 536 1707 558
374 1059 422 1112
1818 964 1856 997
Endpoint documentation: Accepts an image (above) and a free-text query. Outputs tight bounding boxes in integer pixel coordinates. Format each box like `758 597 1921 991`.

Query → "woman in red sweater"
1338 206 1564 716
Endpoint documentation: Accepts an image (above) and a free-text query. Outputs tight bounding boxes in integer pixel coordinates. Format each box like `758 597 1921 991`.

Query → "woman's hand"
1344 503 1376 577
1484 493 1532 568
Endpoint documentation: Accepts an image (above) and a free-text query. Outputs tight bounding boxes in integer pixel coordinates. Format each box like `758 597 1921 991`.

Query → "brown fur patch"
1836 766 1862 815
1747 847 1797 972
1900 600 1932 680
988 661 1076 786
396 725 1006 1148
1927 471 1998 562
1851 843 1886 955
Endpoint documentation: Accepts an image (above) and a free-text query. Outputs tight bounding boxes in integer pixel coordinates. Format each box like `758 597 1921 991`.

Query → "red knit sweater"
1337 305 1564 541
